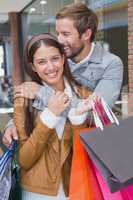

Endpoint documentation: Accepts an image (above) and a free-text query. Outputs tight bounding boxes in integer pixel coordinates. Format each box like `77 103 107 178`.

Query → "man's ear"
81 28 92 41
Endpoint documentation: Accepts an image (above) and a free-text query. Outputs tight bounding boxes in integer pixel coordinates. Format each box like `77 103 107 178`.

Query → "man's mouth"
63 46 70 52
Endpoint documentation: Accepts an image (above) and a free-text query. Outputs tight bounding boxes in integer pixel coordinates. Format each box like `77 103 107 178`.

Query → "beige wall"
128 0 133 93
127 0 133 115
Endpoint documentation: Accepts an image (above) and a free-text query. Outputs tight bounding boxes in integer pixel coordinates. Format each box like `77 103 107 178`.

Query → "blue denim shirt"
32 82 80 117
68 43 123 107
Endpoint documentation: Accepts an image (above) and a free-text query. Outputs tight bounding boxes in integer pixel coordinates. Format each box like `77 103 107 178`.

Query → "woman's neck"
53 78 65 92
42 77 65 92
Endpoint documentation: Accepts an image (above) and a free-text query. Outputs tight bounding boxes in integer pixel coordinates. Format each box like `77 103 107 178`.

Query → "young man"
3 3 123 145
55 3 123 106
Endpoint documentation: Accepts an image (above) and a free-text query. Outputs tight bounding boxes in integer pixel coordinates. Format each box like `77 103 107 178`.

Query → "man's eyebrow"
56 31 70 34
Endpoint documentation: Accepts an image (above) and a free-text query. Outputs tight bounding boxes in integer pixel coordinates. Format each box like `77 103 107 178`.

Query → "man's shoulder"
104 51 122 63
94 42 122 63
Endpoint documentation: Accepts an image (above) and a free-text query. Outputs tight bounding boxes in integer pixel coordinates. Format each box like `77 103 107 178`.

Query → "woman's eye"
38 60 46 65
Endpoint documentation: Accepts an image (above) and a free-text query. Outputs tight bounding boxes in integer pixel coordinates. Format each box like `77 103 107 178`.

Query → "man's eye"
63 32 70 36
52 57 60 61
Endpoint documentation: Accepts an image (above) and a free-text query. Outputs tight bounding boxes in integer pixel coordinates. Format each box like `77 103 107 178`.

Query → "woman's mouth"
46 71 58 78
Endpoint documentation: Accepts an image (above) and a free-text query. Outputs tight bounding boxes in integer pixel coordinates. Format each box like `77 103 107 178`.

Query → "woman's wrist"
40 107 60 129
68 108 88 125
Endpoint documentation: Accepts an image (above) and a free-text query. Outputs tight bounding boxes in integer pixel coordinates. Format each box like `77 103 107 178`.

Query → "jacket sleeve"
13 97 53 170
94 55 123 107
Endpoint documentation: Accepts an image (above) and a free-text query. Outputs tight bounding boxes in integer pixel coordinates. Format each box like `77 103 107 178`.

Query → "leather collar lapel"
60 121 72 166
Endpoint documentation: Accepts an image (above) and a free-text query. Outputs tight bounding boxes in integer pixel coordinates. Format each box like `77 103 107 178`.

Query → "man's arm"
94 56 123 107
14 81 41 99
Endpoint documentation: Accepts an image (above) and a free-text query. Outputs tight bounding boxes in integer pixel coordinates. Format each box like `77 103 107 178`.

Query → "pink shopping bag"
94 165 133 200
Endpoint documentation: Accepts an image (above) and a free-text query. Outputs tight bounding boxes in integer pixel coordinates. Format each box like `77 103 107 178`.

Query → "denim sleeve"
94 56 123 107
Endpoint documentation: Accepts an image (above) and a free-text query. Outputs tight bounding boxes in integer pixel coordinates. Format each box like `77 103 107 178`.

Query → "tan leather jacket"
13 86 91 197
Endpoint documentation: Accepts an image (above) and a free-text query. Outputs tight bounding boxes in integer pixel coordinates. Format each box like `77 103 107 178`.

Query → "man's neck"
72 43 92 63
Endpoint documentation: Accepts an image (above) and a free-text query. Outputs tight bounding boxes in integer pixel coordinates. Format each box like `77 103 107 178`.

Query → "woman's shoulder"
13 97 30 109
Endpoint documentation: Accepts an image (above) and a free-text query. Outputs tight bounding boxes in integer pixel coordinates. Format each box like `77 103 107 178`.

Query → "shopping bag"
80 116 133 193
8 153 21 200
0 140 21 200
91 97 119 130
69 128 104 200
94 163 133 200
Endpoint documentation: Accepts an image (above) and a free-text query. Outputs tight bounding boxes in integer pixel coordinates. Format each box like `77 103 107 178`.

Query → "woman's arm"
13 97 53 170
13 91 70 170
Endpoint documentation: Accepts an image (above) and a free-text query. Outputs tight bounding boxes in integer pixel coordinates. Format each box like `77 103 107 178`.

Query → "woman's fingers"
48 91 70 116
52 91 69 103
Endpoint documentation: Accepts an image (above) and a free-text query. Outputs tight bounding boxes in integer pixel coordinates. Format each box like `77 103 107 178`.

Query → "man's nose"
58 34 65 44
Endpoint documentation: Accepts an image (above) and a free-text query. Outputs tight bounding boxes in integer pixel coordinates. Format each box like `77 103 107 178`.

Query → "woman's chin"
45 77 60 85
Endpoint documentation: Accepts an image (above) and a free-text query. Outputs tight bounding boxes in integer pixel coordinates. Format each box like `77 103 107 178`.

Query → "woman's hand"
13 81 41 99
75 93 100 115
47 91 70 116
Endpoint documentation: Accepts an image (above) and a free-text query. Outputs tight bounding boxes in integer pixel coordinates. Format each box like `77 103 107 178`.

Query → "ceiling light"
40 0 47 5
29 7 36 13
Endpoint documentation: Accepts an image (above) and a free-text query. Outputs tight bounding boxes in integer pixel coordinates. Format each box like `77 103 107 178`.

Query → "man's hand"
2 125 18 147
14 81 40 99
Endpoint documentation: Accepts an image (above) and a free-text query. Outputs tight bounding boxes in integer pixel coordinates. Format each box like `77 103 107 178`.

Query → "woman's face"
33 44 64 88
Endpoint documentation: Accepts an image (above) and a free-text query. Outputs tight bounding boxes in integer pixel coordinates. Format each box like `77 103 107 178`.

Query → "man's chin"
67 55 76 60
65 52 73 58
64 50 76 59
63 49 71 57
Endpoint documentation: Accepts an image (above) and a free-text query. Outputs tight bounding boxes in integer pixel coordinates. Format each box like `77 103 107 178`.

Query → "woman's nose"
46 60 54 70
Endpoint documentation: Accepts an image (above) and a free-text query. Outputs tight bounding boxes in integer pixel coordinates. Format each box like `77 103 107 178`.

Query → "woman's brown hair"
24 33 80 136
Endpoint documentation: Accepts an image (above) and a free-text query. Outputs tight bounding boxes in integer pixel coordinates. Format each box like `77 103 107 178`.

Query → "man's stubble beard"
65 43 85 61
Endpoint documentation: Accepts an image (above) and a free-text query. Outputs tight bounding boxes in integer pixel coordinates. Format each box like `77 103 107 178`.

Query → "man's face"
56 18 85 59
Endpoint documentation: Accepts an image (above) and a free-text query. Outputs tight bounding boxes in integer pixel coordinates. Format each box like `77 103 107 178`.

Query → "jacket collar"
89 42 104 64
60 121 72 166
49 121 72 167
68 42 104 67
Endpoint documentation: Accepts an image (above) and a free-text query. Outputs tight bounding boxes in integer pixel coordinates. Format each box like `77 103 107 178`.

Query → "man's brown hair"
56 3 98 42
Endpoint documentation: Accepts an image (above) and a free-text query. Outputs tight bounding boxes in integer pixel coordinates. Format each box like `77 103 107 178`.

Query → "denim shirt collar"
32 77 80 116
68 42 104 69
89 42 104 64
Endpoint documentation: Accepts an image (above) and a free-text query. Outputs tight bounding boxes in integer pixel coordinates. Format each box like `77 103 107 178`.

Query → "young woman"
13 33 92 200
